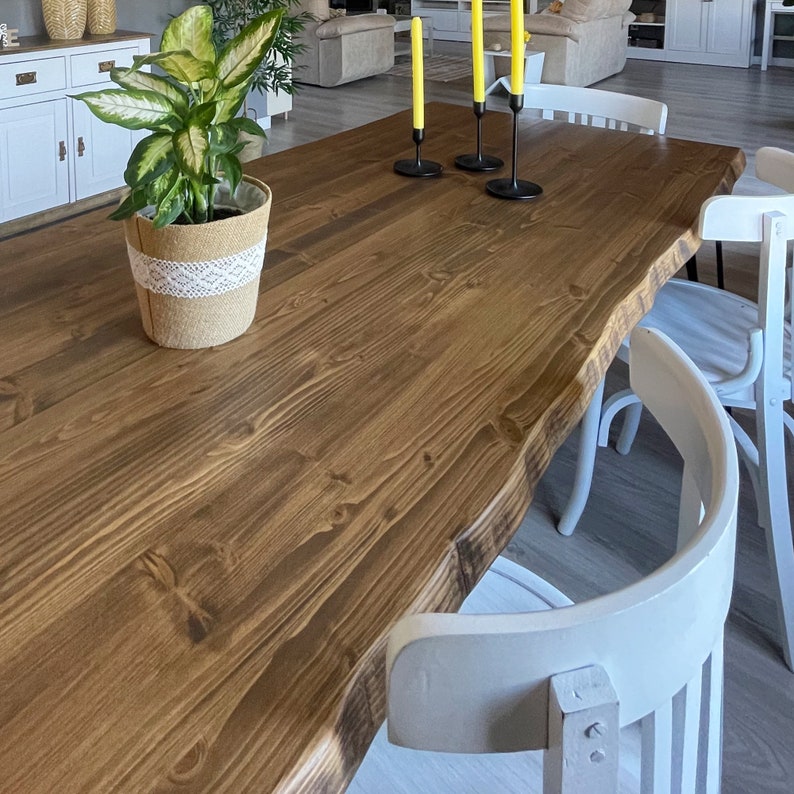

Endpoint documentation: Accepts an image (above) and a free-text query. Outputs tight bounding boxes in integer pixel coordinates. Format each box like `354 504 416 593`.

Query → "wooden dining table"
0 102 744 793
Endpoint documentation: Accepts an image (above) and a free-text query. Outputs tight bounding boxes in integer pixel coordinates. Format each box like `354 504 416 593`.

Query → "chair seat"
348 556 641 793
623 279 792 405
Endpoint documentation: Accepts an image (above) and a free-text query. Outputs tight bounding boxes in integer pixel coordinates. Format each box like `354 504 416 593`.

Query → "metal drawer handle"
59 141 66 161
15 71 36 86
98 60 115 73
77 136 85 157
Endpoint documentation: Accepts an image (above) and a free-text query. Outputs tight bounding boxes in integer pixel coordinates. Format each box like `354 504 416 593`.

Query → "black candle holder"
394 128 443 178
455 101 503 172
486 93 542 200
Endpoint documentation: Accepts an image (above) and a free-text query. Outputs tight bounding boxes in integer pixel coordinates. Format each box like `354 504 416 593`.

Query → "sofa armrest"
316 13 395 40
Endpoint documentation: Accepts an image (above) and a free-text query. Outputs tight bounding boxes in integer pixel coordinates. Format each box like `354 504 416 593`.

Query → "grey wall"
2 0 192 43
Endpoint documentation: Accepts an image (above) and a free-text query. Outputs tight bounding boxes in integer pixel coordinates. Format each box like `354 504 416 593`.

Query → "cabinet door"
666 0 709 53
706 0 752 60
0 98 69 222
71 98 139 200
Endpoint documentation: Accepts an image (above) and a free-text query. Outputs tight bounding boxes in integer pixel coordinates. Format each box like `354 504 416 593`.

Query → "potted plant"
71 4 283 349
203 0 311 161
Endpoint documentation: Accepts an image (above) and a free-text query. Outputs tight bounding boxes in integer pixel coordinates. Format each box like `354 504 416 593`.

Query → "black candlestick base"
394 128 443 178
486 177 543 199
455 101 504 172
455 153 503 172
485 93 542 201
394 158 444 177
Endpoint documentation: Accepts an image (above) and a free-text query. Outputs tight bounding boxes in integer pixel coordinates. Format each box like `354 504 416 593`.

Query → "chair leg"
756 401 794 671
685 255 699 282
598 389 642 449
557 379 605 537
615 400 643 456
715 241 725 290
698 637 724 794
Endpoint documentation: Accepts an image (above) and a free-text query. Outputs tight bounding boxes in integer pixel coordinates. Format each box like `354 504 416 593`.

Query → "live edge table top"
0 103 744 793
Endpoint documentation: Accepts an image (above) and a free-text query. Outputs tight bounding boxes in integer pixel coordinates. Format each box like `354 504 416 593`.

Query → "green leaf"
173 125 210 178
217 10 284 88
147 166 181 205
187 101 217 129
162 5 216 65
153 189 187 229
138 51 216 87
218 155 242 196
210 123 239 154
212 80 248 123
71 89 178 130
231 116 266 138
124 133 175 188
108 188 149 221
110 67 189 116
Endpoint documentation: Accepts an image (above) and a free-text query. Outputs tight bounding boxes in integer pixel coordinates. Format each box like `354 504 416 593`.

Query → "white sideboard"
627 0 753 67
0 32 152 224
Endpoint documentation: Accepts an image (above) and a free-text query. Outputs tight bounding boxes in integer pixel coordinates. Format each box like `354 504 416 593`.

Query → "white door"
666 0 709 53
0 98 70 222
71 98 139 201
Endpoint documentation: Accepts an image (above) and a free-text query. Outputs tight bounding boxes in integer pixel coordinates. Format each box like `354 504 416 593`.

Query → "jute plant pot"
122 176 272 349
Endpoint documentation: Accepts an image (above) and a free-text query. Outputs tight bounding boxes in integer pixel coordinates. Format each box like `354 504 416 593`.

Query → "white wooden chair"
349 328 739 794
558 147 794 671
521 83 668 135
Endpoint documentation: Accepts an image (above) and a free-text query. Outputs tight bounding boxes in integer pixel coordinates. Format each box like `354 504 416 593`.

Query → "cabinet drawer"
70 47 138 87
0 56 66 100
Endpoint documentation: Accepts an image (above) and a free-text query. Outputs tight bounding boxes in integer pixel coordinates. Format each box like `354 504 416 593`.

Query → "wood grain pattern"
0 103 743 793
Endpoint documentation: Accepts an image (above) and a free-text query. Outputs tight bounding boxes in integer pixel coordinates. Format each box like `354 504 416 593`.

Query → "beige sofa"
483 0 635 87
293 0 396 88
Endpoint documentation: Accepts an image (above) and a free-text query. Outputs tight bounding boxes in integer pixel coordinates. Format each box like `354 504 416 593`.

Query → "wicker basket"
42 0 87 40
123 177 272 349
87 0 116 34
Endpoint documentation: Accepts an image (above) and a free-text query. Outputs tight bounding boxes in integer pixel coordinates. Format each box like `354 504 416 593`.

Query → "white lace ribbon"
127 236 267 298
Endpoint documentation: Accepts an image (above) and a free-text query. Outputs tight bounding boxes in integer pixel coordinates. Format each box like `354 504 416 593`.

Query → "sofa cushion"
316 13 395 39
559 0 631 23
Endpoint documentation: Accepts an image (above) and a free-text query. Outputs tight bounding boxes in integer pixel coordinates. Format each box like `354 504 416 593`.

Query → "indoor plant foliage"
203 0 310 100
71 5 285 350
73 4 283 227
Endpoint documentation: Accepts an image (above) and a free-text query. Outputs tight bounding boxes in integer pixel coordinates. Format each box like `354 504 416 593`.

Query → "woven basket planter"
87 0 116 34
122 177 272 349
42 0 87 39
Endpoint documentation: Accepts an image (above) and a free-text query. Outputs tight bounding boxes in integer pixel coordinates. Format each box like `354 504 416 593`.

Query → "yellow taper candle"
411 17 424 129
471 0 485 103
510 0 524 95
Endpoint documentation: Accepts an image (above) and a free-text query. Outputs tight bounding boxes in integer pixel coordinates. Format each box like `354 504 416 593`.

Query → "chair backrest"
756 146 794 194
698 166 794 401
384 329 738 766
522 84 668 135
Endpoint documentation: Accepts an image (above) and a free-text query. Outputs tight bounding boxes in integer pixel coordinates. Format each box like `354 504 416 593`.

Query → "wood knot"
0 378 34 427
167 736 208 784
328 470 352 485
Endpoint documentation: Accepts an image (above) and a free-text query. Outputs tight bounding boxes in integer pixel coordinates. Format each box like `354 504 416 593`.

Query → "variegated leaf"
213 81 248 124
217 11 283 88
71 89 178 130
144 51 216 87
124 133 175 188
110 67 189 116
174 125 210 178
161 5 216 65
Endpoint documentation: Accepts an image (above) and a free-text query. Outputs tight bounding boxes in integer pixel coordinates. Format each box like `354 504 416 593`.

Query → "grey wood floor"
264 51 794 793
